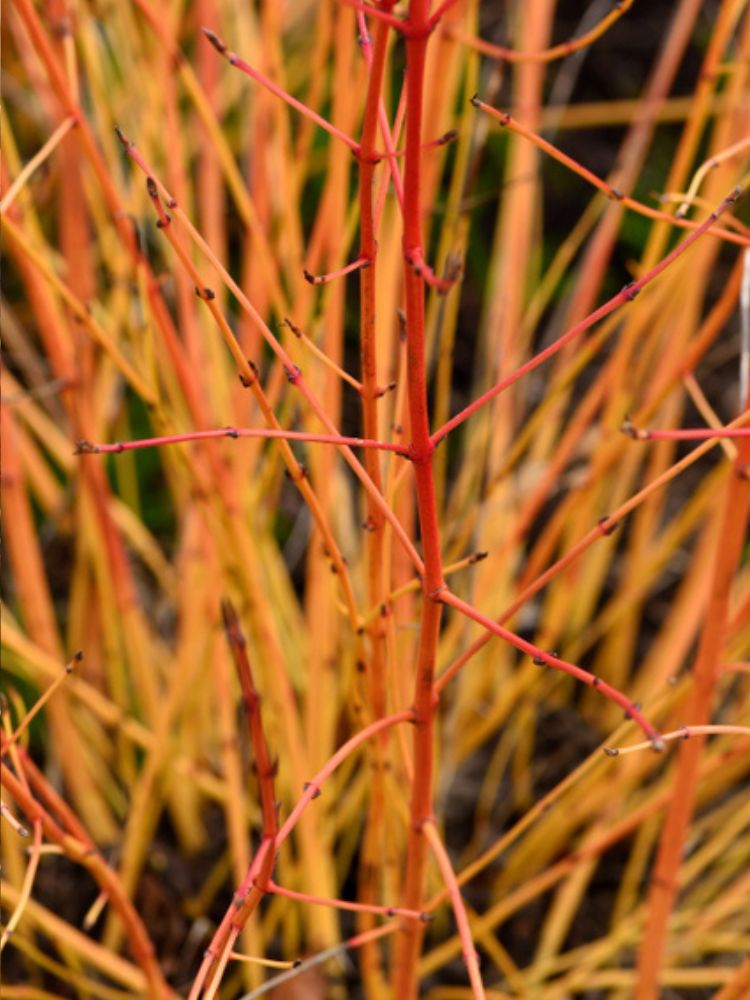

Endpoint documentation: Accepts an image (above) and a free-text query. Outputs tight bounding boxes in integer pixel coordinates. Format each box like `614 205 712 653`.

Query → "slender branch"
604 725 750 757
195 604 280 999
0 765 173 998
422 820 486 999
229 954 298 970
622 417 750 441
436 407 750 693
74 427 411 457
405 246 463 293
202 28 361 154
635 431 750 997
189 839 274 1000
267 880 424 920
354 5 398 988
238 923 398 1000
0 116 77 213
276 710 416 847
448 0 634 63
282 317 364 393
0 802 29 838
304 256 371 285
188 709 417 999
4 652 82 748
116 130 425 575
677 136 750 217
221 602 278 844
0 820 42 951
438 588 665 750
431 184 746 446
471 98 749 248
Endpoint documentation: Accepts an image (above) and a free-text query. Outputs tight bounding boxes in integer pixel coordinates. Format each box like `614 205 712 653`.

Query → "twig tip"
620 418 644 440
202 27 227 55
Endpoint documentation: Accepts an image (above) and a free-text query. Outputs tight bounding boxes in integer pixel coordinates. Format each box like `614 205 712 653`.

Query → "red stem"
393 1 447 994
221 602 278 842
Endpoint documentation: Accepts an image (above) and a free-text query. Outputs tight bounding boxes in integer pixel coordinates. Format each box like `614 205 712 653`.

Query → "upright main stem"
635 427 750 997
393 3 446 995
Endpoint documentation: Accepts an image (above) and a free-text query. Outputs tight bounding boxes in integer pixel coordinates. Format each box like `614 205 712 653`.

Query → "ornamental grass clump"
2 2 750 998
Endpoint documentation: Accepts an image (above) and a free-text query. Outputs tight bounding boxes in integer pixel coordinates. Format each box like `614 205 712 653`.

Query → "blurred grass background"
2 0 750 997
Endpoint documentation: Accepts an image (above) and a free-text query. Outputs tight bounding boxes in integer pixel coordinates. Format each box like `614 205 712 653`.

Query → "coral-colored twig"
0 115 77 213
340 1 411 34
604 725 750 757
435 406 750 694
193 604 280 998
405 246 463 293
267 880 424 920
471 98 749 248
115 129 424 575
303 256 371 285
448 0 634 63
202 29 361 154
281 317 365 393
4 652 82 749
74 428 410 457
438 588 665 750
422 820 486 999
431 184 746 446
622 418 750 441
276 710 416 847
